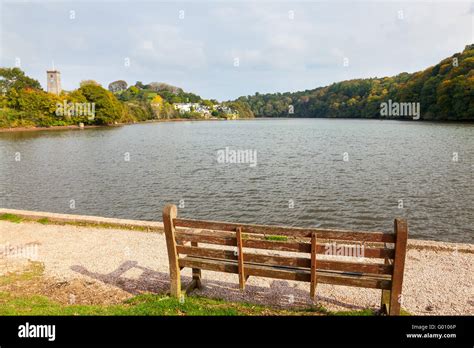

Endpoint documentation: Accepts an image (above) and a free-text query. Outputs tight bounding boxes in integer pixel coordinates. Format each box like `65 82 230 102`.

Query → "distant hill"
235 44 473 121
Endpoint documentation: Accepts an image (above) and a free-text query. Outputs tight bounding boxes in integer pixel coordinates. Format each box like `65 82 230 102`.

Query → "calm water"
0 119 472 243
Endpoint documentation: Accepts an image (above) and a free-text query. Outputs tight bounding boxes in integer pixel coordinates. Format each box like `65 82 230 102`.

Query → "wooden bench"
162 204 408 315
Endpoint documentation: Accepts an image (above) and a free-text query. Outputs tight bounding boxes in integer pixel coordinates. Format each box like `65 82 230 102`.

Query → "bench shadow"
71 261 371 311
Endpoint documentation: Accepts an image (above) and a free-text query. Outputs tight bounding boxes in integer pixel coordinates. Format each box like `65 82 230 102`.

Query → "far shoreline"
1 116 472 133
0 117 227 133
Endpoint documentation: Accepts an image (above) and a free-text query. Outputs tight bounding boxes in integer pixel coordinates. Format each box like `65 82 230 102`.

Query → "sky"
0 0 472 101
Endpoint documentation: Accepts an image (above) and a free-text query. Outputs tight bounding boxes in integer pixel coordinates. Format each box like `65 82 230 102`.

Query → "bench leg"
170 270 181 297
191 241 202 290
388 219 408 316
163 204 181 298
192 268 202 290
380 256 391 314
381 289 391 314
184 269 202 295
310 233 317 300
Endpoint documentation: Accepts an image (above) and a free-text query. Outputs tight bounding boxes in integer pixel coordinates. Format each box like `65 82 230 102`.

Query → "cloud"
0 1 471 100
129 24 207 71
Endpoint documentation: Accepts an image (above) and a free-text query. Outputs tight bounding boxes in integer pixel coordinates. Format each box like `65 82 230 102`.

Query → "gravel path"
0 220 472 315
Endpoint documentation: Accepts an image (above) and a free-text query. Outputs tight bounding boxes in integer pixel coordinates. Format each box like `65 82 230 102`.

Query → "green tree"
79 84 125 124
234 44 474 121
0 67 42 93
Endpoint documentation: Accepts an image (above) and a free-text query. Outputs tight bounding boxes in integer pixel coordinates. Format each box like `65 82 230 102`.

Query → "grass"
0 213 23 223
0 292 280 316
264 235 288 241
0 262 44 287
0 262 381 316
0 290 382 316
0 213 157 232
328 308 376 316
37 217 50 225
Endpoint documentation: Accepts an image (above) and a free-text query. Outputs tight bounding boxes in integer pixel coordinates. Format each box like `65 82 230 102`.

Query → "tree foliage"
80 80 101 87
236 44 474 121
108 80 128 93
78 84 124 124
0 67 42 93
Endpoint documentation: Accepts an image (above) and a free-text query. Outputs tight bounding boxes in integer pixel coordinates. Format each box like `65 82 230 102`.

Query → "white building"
173 103 201 114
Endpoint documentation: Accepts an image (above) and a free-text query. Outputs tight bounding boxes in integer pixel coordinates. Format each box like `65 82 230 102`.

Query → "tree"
135 81 145 89
80 80 101 87
108 80 128 93
224 101 254 118
150 94 164 118
0 67 42 93
129 86 140 95
201 99 214 108
147 82 183 94
79 84 125 124
234 44 474 121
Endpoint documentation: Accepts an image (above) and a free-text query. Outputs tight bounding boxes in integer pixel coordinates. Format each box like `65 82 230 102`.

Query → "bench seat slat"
176 231 395 259
178 256 392 290
174 218 395 243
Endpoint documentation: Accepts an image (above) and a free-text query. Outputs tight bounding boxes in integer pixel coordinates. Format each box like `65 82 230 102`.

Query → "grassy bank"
0 262 379 316
0 213 156 232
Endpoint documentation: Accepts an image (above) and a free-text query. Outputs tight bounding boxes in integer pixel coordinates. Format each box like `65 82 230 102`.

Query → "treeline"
111 80 253 120
0 74 129 127
0 71 252 128
235 44 473 121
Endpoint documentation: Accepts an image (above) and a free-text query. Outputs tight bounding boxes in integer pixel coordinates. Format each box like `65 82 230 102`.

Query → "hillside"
0 74 253 129
235 44 473 121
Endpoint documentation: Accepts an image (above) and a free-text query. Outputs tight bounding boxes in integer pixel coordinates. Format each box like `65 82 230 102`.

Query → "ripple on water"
0 119 472 243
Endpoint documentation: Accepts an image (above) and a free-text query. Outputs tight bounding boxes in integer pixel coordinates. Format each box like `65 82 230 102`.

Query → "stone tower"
46 70 62 95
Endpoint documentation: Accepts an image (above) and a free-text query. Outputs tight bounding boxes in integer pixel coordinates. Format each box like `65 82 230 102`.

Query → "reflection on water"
0 119 472 243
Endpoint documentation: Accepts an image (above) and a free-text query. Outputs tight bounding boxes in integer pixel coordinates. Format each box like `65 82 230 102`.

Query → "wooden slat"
245 239 395 259
176 245 393 275
179 256 239 274
176 231 394 259
236 227 245 290
389 219 408 315
179 257 392 290
243 238 311 252
174 218 395 243
179 227 390 248
177 245 236 259
176 231 236 246
317 260 393 275
316 271 391 290
237 252 309 267
310 233 317 299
